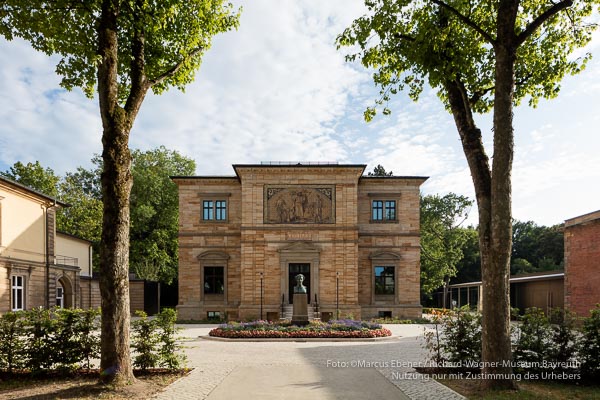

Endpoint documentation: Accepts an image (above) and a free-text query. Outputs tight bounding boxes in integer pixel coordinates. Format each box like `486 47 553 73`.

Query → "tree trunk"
445 74 517 389
97 0 135 385
478 1 519 390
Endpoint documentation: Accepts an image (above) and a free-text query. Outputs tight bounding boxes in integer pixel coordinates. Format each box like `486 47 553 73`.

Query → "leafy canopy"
0 0 240 100
337 0 598 120
420 193 473 295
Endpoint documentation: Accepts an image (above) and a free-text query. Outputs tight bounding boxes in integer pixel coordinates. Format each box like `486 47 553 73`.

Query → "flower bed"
208 319 392 339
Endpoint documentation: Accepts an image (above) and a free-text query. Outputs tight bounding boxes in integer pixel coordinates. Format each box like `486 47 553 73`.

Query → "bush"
132 309 186 372
547 308 578 372
0 312 26 372
442 306 481 364
513 307 552 372
580 305 600 381
131 311 160 372
24 307 57 373
156 309 186 370
423 306 481 367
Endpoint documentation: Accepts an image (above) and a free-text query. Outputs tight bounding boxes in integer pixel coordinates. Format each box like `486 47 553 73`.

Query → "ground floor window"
378 310 392 318
11 275 25 311
204 266 224 294
56 282 64 308
374 266 395 295
207 311 221 320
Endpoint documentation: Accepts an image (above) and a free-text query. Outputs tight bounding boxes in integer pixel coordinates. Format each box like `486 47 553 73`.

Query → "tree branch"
124 2 148 121
516 0 574 46
147 47 204 88
429 0 496 45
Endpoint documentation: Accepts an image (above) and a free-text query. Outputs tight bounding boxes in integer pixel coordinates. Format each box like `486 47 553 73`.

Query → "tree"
1 0 240 385
0 161 60 197
367 164 393 176
420 193 473 295
338 0 597 389
130 146 195 284
512 220 563 273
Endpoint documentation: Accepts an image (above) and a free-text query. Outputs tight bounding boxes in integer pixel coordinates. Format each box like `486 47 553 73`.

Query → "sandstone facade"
174 164 427 321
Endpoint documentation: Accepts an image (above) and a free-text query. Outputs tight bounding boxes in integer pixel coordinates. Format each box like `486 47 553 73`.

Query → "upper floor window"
203 200 227 221
372 200 396 222
11 275 24 311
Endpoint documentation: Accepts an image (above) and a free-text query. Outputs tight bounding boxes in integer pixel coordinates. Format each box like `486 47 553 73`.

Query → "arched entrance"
57 276 74 308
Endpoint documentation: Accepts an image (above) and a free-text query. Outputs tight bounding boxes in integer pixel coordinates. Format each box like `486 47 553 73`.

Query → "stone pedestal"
291 293 309 326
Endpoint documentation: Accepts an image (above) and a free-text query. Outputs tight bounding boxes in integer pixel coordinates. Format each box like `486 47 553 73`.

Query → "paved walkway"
154 324 464 400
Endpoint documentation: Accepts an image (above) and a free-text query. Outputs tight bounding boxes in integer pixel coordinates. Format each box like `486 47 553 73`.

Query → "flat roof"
0 175 68 207
565 209 600 228
448 271 564 288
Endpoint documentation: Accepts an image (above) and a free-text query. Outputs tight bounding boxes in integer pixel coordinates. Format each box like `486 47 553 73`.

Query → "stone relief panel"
264 185 335 224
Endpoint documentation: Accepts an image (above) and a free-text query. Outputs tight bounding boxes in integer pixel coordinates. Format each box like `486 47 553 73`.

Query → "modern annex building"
173 163 427 321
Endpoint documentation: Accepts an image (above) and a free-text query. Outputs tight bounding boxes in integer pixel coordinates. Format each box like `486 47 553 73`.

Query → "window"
56 283 64 308
371 200 396 222
207 311 221 320
378 311 392 318
204 266 224 294
11 275 24 311
374 266 395 295
203 200 227 221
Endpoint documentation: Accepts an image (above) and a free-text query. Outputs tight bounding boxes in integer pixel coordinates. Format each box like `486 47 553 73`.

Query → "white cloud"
0 0 598 226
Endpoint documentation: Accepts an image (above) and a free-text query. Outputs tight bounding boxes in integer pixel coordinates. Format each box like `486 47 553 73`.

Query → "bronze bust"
294 274 307 294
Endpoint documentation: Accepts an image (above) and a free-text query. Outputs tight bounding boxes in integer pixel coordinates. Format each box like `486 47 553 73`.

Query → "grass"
438 378 600 399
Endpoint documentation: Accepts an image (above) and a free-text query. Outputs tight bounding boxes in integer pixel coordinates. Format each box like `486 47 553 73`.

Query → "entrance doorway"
288 263 310 304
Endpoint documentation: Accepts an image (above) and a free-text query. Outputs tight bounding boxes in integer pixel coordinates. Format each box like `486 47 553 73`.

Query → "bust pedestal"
291 293 309 326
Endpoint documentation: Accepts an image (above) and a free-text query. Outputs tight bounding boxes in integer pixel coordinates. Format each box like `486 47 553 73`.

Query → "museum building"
173 163 427 321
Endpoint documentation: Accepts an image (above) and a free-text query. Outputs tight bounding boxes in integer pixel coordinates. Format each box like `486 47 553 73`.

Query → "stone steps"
281 304 320 321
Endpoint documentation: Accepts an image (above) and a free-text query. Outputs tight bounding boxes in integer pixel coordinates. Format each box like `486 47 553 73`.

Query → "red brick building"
564 210 600 317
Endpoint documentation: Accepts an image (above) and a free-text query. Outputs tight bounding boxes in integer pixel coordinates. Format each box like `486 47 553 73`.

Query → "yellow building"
173 163 427 321
0 176 92 313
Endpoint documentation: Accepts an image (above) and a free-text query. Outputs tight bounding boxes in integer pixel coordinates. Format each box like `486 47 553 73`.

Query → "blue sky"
0 0 599 226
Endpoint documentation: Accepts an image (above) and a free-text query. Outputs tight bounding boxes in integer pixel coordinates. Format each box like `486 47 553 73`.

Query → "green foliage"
367 164 393 176
547 309 578 371
514 308 552 372
337 0 597 120
512 221 564 274
131 311 160 372
0 1 241 102
0 161 60 197
75 308 101 370
0 312 26 372
130 147 196 284
24 307 57 373
420 193 473 295
580 305 600 381
132 309 186 371
51 308 101 371
423 307 481 365
442 306 482 364
155 308 186 370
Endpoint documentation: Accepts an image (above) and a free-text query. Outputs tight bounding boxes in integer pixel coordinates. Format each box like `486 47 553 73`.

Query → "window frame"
202 198 229 222
203 266 225 295
374 266 396 295
370 198 398 223
56 283 64 308
11 275 25 311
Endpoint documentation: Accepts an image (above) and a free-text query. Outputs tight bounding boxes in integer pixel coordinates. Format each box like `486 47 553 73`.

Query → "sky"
0 0 599 227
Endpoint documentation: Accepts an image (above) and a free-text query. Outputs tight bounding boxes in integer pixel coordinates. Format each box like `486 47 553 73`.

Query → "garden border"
199 335 400 342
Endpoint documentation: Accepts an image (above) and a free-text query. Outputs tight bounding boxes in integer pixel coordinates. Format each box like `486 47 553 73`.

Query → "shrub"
423 310 446 366
156 308 186 370
513 307 552 372
580 305 600 381
77 308 101 369
131 311 159 372
547 308 578 372
0 311 26 372
442 306 481 364
24 307 57 373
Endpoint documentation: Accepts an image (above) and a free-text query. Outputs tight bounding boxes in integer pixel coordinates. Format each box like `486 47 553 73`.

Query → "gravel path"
154 324 464 400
